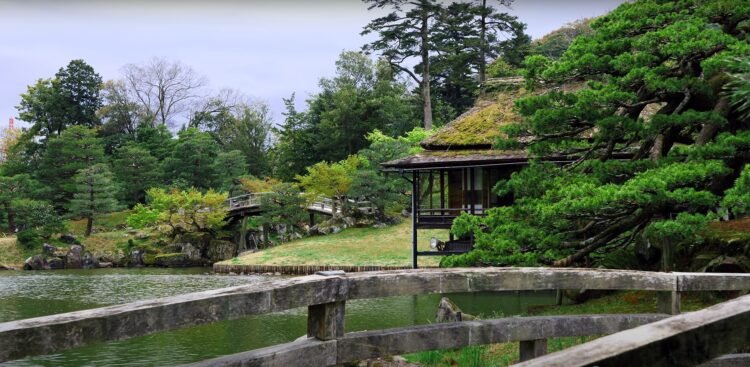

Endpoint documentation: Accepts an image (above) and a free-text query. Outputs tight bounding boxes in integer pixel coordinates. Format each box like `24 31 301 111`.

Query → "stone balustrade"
2 268 750 366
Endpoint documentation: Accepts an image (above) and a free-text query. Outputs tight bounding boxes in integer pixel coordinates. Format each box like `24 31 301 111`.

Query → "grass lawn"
0 237 23 268
221 221 448 267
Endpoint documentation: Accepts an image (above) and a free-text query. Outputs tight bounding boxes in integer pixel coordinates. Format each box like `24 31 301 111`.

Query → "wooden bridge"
226 193 373 217
3 268 750 366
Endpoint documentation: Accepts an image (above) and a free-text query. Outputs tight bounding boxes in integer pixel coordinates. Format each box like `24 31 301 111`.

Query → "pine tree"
69 164 119 236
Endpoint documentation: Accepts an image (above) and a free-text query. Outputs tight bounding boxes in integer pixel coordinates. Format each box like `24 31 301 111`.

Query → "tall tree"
17 60 102 141
55 59 103 129
69 164 119 236
471 0 529 81
122 58 207 127
111 143 161 206
362 0 442 129
37 126 105 211
0 174 39 232
445 0 750 269
161 128 219 189
190 94 274 177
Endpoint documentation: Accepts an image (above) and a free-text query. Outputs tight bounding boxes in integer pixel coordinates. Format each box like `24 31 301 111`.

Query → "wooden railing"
308 197 374 215
3 268 750 366
228 194 374 215
226 192 271 210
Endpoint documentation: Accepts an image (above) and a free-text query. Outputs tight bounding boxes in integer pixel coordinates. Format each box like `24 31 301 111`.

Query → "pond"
0 268 559 366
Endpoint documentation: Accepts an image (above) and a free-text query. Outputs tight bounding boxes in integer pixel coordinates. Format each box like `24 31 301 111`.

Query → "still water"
0 268 558 366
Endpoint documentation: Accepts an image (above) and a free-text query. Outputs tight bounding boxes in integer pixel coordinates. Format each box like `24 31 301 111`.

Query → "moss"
422 92 523 148
142 253 157 266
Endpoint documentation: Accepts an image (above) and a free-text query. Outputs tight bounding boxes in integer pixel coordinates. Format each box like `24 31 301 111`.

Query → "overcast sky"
0 0 625 129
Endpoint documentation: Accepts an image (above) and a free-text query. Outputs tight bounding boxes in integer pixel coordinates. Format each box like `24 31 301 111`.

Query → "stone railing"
2 268 750 366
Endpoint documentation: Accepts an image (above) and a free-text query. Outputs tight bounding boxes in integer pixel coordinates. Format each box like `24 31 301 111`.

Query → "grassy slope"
0 211 134 266
222 221 447 267
0 237 23 268
65 210 134 254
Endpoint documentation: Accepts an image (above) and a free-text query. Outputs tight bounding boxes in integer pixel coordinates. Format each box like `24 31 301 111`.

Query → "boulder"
42 243 57 256
178 243 203 263
66 245 84 268
82 252 98 269
97 262 113 268
208 240 237 262
59 233 79 245
155 253 193 267
47 257 65 270
436 297 476 323
130 249 145 267
23 255 47 271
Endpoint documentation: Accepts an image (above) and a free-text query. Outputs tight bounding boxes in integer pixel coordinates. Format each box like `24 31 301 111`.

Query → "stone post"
519 339 548 361
307 301 345 341
657 238 681 315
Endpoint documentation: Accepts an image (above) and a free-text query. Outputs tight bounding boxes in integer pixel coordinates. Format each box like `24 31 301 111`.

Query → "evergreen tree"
111 143 161 206
37 126 105 211
161 128 219 189
17 60 102 141
214 150 248 191
445 0 750 269
362 0 443 129
69 164 119 236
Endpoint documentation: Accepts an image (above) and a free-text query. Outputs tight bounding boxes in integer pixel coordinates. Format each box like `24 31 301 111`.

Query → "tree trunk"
420 8 433 130
4 202 16 232
478 0 487 84
697 97 730 145
85 215 93 237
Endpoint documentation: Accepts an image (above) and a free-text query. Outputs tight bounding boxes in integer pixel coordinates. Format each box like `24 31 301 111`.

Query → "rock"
207 240 237 262
436 297 476 323
47 257 65 270
52 249 68 258
23 255 47 271
98 262 113 268
179 243 203 263
82 252 98 269
42 243 57 256
155 253 193 267
0 264 13 271
401 209 411 218
130 249 145 267
373 223 388 229
331 226 342 234
59 234 79 245
111 250 127 267
66 245 84 269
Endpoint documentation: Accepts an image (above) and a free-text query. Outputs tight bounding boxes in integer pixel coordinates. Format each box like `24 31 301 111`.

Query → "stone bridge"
2 268 750 366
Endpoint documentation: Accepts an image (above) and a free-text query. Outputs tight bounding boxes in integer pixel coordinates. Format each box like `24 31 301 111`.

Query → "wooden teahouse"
382 82 586 268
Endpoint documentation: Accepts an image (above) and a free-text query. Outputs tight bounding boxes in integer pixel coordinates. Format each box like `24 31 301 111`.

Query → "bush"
16 229 43 250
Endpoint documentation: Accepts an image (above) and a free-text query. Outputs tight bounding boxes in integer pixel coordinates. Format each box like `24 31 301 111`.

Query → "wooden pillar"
307 301 345 341
239 216 248 251
412 171 418 269
470 168 476 215
519 339 548 362
439 169 445 216
309 211 315 227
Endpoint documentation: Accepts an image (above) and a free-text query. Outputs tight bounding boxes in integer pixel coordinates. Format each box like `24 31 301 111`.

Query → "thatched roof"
420 80 524 150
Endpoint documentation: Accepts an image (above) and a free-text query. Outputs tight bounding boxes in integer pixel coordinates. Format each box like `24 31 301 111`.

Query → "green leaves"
127 188 228 237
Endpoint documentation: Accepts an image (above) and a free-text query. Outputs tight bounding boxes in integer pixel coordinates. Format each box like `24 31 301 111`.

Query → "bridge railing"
226 192 272 210
3 268 750 366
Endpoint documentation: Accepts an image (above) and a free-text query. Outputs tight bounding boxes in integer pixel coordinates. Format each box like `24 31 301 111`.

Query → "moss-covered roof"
381 149 528 170
421 90 523 150
421 80 585 150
